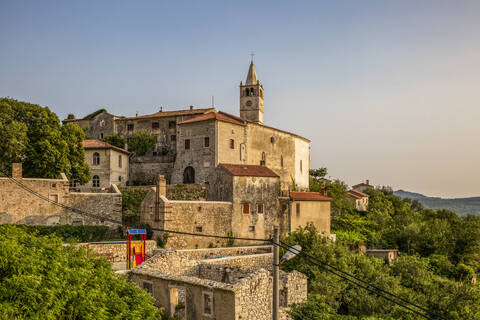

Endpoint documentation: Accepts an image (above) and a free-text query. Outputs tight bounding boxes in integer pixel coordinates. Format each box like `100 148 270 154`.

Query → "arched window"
183 166 195 184
92 175 100 187
245 88 249 96
93 152 100 165
300 160 303 173
250 88 255 96
260 152 266 166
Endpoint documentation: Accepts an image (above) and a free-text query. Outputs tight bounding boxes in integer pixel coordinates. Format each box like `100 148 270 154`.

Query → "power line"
0 168 444 319
274 241 444 320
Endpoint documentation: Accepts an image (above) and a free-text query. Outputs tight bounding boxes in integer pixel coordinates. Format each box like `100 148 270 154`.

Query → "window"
93 152 100 165
243 203 250 214
92 175 100 187
249 226 255 232
169 121 176 129
296 203 301 215
51 183 56 188
72 219 83 226
260 152 266 166
100 132 104 139
270 136 275 143
171 135 176 142
196 226 203 232
127 124 134 131
152 122 159 129
257 203 264 214
203 292 213 316
204 137 210 148
280 155 284 168
118 155 122 168
118 176 122 182
300 160 303 173
230 139 235 149
152 151 158 156
185 139 190 150
143 281 153 295
99 120 105 127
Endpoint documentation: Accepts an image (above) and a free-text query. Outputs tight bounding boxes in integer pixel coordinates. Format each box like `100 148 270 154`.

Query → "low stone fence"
153 245 272 260
78 240 156 262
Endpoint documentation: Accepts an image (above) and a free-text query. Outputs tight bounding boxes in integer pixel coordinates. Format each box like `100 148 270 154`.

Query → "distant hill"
394 190 480 215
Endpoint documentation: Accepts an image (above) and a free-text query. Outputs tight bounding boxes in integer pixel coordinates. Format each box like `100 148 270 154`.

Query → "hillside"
394 189 480 215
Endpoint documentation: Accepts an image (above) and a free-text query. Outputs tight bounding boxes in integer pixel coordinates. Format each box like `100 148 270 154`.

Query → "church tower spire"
240 60 264 124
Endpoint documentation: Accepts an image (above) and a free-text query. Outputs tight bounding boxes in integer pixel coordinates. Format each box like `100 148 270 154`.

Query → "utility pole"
272 227 279 320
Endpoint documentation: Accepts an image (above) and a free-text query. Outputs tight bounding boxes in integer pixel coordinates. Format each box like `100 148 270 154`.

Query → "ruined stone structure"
65 61 310 191
352 179 374 193
81 139 130 189
128 246 307 320
0 163 121 228
141 167 331 249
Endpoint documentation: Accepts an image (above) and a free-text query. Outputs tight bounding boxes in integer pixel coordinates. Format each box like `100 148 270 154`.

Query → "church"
65 61 311 192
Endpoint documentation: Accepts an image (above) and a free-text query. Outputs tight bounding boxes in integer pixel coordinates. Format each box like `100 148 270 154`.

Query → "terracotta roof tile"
219 163 279 177
178 112 245 125
289 191 332 201
118 108 216 121
348 190 369 198
82 139 131 154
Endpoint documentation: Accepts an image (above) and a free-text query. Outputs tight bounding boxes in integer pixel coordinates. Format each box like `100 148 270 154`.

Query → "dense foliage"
12 224 117 242
297 169 480 319
127 130 157 156
105 133 126 149
0 98 90 184
283 224 480 320
0 225 163 320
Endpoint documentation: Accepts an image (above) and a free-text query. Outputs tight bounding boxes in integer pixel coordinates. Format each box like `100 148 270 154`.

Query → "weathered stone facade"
0 163 121 228
129 247 307 320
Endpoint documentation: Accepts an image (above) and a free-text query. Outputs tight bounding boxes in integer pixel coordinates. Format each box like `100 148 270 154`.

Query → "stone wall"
129 159 173 185
0 165 122 228
201 253 273 270
167 183 206 200
167 245 272 260
79 240 156 262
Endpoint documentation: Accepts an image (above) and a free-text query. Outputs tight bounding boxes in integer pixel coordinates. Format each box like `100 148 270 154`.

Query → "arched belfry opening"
183 166 195 184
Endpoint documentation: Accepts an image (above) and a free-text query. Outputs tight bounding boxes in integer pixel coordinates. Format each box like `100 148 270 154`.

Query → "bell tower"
240 60 264 124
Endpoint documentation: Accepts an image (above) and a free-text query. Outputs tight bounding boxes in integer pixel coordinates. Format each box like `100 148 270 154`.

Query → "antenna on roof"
136 111 138 117
212 95 214 107
160 107 163 112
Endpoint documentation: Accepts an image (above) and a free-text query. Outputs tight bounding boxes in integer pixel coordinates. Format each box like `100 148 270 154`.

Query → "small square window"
203 292 213 316
169 121 176 129
185 139 190 150
243 203 250 214
152 151 158 156
143 281 153 295
204 137 210 148
51 183 56 188
127 124 134 131
171 135 176 142
196 226 203 232
152 122 159 129
257 203 264 214
249 226 255 232
230 139 235 149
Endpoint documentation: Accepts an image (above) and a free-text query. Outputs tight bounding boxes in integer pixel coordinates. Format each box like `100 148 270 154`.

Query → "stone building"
0 163 121 228
128 246 307 320
141 167 331 249
64 61 310 191
347 189 369 212
366 249 399 265
81 139 130 189
352 180 374 193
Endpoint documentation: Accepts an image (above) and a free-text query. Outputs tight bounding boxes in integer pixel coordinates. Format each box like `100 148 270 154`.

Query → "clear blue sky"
1 1 479 197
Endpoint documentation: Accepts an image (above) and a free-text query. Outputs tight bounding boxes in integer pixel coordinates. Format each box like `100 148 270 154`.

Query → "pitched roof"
352 182 373 188
82 139 131 154
178 111 245 126
118 107 216 121
245 61 258 85
219 163 279 177
348 189 369 199
289 191 332 201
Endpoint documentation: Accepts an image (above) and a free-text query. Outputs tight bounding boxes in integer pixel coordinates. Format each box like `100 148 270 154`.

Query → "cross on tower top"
250 52 255 62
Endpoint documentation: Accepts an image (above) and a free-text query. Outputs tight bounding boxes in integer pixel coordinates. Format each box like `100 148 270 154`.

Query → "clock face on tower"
246 100 252 107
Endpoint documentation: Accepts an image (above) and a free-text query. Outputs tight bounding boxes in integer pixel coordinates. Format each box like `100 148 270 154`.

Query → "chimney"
12 163 22 179
189 105 194 111
366 179 370 185
321 186 327 196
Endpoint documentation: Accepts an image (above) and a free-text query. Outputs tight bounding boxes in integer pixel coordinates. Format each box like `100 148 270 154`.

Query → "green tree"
0 224 163 319
127 130 157 156
0 98 90 184
104 133 126 149
66 113 75 120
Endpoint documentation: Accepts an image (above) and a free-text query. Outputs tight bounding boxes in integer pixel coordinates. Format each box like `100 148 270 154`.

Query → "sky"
1 0 479 198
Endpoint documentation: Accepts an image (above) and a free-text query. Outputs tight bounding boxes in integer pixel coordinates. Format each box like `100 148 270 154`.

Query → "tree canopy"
0 98 90 184
104 133 126 149
127 130 157 156
0 224 163 320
